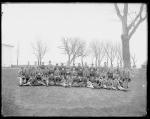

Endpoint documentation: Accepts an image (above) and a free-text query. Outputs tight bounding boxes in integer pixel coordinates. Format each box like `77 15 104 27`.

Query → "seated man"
87 79 94 88
92 77 101 89
42 75 49 86
112 78 120 90
35 73 46 86
65 75 73 87
54 67 61 85
112 77 127 91
71 67 79 87
60 63 66 79
90 63 96 78
77 63 83 77
105 78 113 90
101 77 108 89
19 75 27 86
78 77 87 87
48 73 55 86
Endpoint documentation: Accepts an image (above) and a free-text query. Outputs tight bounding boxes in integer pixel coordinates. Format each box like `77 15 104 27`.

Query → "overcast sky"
2 3 147 67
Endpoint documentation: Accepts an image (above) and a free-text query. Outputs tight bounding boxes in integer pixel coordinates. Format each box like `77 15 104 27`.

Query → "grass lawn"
2 68 147 116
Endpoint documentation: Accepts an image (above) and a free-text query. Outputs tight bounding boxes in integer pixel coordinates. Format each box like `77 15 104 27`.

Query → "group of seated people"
18 62 132 91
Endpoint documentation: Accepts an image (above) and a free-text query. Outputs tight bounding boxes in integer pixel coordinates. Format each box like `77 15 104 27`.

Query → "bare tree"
114 3 147 68
90 41 105 67
130 53 137 68
32 40 47 66
90 41 99 67
59 37 86 66
97 42 105 67
104 41 117 68
80 46 88 67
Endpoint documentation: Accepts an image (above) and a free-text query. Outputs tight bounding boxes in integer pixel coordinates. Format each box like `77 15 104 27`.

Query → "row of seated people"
18 64 131 91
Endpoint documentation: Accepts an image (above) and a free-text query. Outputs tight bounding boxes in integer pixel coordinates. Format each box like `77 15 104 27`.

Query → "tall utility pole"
17 41 20 66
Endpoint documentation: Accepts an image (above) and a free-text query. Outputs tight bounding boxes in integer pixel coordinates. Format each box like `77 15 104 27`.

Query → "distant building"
2 43 14 67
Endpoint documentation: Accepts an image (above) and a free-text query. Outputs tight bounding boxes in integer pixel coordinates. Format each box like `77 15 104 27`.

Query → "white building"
2 43 14 67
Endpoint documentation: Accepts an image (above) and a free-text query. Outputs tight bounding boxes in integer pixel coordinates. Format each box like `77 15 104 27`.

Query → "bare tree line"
29 3 147 68
31 40 47 66
58 37 135 68
30 37 138 68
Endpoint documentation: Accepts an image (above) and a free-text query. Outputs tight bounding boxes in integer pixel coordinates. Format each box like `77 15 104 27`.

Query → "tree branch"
114 3 123 20
129 14 147 39
128 4 145 31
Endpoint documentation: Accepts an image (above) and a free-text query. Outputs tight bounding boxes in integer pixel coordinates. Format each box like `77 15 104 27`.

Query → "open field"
2 68 147 116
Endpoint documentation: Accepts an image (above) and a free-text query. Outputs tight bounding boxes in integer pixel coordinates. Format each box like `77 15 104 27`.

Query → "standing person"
71 66 78 87
48 60 54 76
18 67 26 86
77 63 83 77
121 68 131 89
65 67 72 87
47 68 55 86
90 63 96 82
71 63 76 71
83 62 90 79
82 62 90 87
54 63 60 70
95 67 101 78
103 62 108 73
40 62 45 69
60 63 66 79
54 66 61 86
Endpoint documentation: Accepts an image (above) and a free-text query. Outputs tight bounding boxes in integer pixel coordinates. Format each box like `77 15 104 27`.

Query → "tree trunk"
17 58 18 66
121 34 131 68
81 57 84 67
37 59 39 66
120 60 123 68
67 56 71 66
106 58 108 67
98 59 100 67
96 57 99 68
110 60 113 68
73 58 75 64
39 58 41 66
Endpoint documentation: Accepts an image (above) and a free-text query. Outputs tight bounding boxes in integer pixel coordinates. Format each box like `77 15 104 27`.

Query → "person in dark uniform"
83 62 90 79
47 61 54 77
95 67 101 78
71 66 79 87
90 63 96 81
77 63 83 77
60 63 66 79
31 72 46 86
39 62 45 69
65 67 72 87
71 63 76 71
48 73 55 86
54 63 60 70
24 66 30 84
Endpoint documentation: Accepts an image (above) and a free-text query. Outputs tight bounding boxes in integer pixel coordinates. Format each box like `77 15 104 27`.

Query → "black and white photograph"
2 3 147 116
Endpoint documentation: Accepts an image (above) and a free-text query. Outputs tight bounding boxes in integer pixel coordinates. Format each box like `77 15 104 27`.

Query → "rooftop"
2 43 14 47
